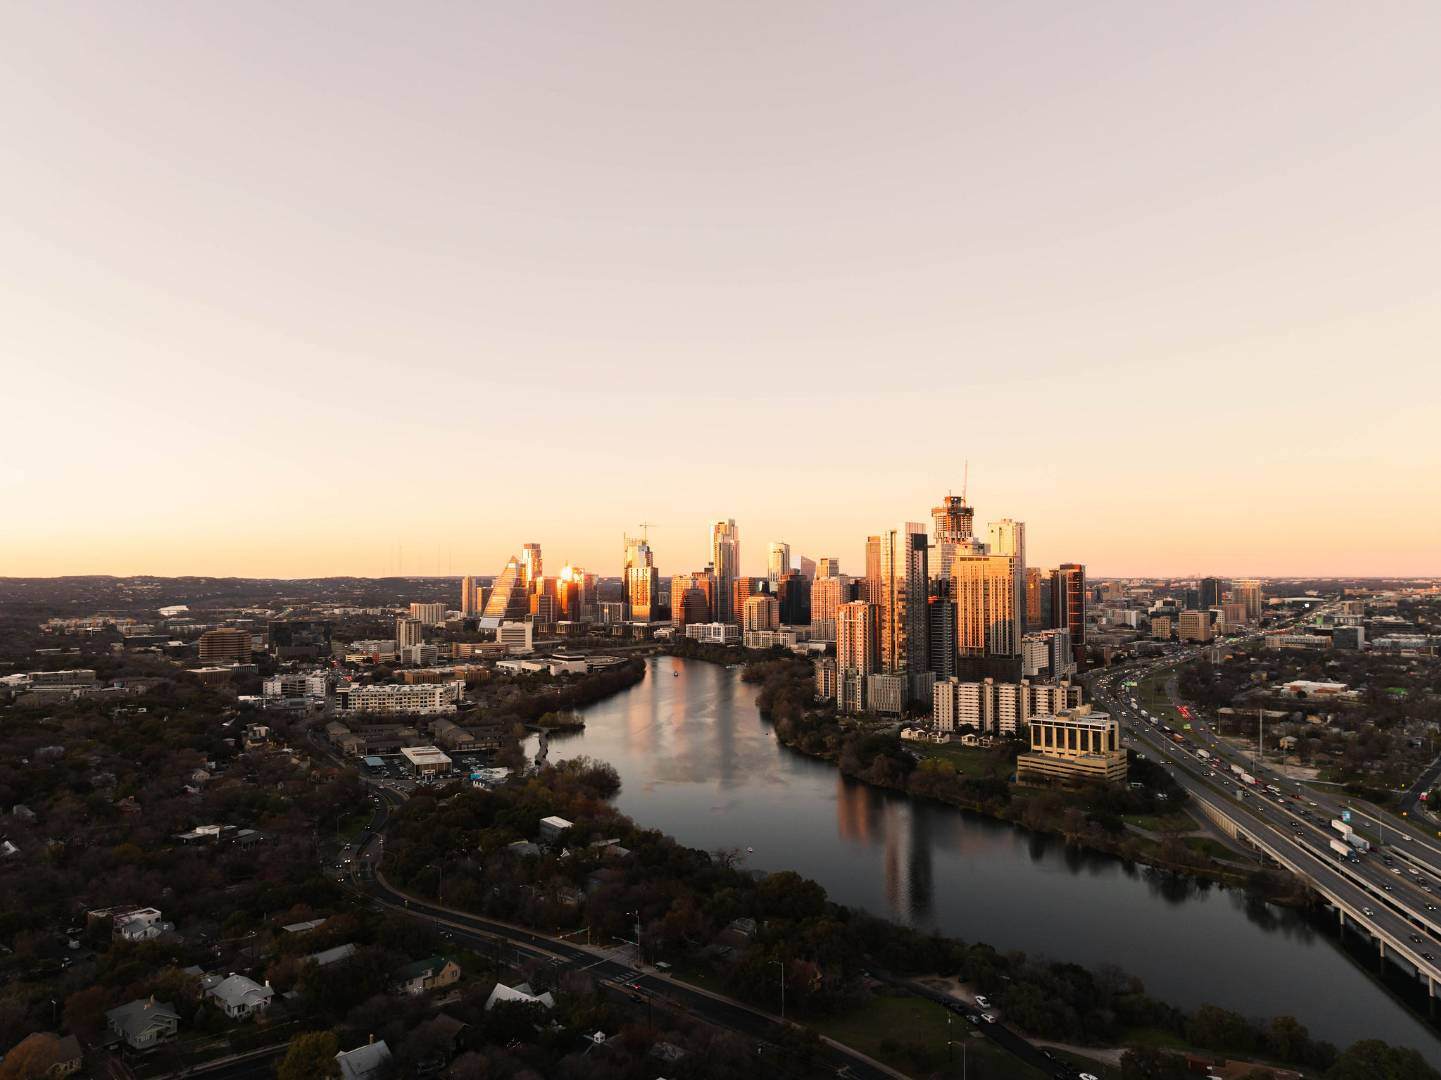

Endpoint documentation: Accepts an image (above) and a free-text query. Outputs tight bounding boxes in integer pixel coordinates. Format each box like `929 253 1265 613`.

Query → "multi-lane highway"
1088 638 1441 998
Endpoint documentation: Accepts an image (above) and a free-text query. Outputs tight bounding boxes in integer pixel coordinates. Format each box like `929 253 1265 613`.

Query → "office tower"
816 557 841 579
1178 610 1213 643
767 542 791 588
1052 563 1087 657
931 492 975 582
623 534 659 622
1233 579 1263 623
1021 628 1074 677
533 593 559 626
671 576 709 628
1024 567 1050 630
521 543 543 590
408 602 445 626
742 594 780 632
396 616 423 649
712 520 740 623
777 570 811 625
1151 615 1173 640
837 601 880 675
731 576 764 626
460 575 488 617
878 523 930 674
1199 576 1224 611
986 519 1026 643
864 535 882 604
810 574 848 641
198 628 251 665
482 556 530 623
954 553 1022 658
798 555 816 581
927 589 956 679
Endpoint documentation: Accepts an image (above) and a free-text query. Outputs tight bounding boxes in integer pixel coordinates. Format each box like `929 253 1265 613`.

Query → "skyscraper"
730 576 764 626
1233 579 1263 623
712 520 740 623
482 556 530 624
742 593 780 631
953 553 1022 658
810 574 848 641
865 535 882 604
767 541 791 588
797 555 816 580
837 600 879 675
1052 563 1087 657
931 492 975 582
927 588 957 679
1199 576 1224 611
1024 567 1050 630
460 575 487 617
623 534 659 622
986 519 1026 645
396 616 423 648
878 523 930 675
816 557 841 579
777 570 811 625
521 543 543 590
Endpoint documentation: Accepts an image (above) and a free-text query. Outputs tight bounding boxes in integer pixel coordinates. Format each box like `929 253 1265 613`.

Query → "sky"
2 3 1439 580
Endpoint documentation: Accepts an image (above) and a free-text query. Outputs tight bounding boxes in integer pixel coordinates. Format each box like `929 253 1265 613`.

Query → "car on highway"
980 1013 997 1024
974 995 991 1008
1363 907 1376 916
1410 935 1425 944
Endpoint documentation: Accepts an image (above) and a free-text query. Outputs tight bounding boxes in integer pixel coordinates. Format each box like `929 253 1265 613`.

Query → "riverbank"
712 650 1312 906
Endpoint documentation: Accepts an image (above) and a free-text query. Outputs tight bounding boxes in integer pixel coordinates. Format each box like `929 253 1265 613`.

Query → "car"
1080 1073 1100 1080
974 995 990 1008
1411 935 1425 944
980 1013 996 1023
1363 907 1376 916
966 1014 980 1024
1428 904 1439 912
1425 952 1436 963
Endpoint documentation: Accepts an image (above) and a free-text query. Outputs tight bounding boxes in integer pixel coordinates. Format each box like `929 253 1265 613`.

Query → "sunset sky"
3 4 1439 579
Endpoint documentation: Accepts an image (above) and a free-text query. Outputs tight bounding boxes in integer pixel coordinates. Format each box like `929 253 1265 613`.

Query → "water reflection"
550 656 1441 1061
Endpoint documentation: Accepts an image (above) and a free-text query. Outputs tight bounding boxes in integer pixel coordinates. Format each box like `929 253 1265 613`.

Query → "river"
535 655 1441 1060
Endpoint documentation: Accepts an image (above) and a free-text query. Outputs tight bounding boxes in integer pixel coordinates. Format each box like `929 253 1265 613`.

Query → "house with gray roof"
106 997 179 1050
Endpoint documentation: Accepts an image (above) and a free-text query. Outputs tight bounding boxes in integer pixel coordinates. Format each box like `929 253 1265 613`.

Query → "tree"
0 1033 64 1080
62 985 110 1042
1325 1039 1441 1080
277 1030 341 1080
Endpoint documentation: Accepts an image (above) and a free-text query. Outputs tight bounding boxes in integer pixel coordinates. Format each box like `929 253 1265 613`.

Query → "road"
1087 628 1441 994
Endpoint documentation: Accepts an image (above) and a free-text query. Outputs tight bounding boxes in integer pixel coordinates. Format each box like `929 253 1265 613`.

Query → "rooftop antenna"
638 521 655 542
962 461 969 504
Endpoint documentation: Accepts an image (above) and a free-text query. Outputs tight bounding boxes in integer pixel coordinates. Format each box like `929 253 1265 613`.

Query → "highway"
1087 634 1441 997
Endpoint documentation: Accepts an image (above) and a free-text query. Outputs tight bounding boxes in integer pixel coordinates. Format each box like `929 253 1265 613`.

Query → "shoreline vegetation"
661 644 1308 906
387 757 1433 1079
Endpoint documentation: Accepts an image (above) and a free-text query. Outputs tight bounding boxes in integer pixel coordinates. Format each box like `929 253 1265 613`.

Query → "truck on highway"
1331 819 1354 839
1329 839 1352 859
1231 763 1245 778
1196 749 1211 761
1239 772 1256 785
1347 833 1370 853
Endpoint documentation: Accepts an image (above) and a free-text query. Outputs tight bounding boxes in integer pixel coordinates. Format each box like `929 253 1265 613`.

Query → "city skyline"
4 5 1440 578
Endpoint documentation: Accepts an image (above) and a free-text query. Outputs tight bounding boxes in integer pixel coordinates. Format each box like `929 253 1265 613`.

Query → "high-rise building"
198 628 251 665
816 557 841 579
482 557 530 624
954 553 1022 658
837 601 879 675
797 555 816 581
986 519 1026 643
396 616 423 649
1178 610 1213 643
1021 628 1074 678
1199 576 1224 611
864 535 882 604
878 523 930 675
1052 564 1087 658
777 570 811 626
767 542 791 589
1151 615 1173 640
712 520 740 623
623 534 659 622
931 493 975 582
927 590 956 679
460 576 487 617
810 574 848 641
1024 567 1050 630
1233 579 1263 623
742 594 780 632
408 602 445 627
731 576 764 626
521 543 543 590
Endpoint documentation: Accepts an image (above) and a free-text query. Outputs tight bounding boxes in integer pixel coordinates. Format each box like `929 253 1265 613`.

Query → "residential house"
204 973 273 1019
336 1039 392 1080
484 982 555 1011
391 955 461 996
306 943 358 968
106 998 180 1050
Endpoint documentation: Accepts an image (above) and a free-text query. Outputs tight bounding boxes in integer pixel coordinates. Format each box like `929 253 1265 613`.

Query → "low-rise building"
1016 707 1127 785
684 622 741 646
391 956 461 996
539 815 574 843
106 998 179 1050
400 745 453 776
336 1039 393 1080
204 974 273 1019
334 681 462 716
485 982 555 1012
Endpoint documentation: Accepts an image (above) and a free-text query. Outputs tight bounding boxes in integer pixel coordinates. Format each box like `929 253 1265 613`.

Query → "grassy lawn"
1122 812 1196 833
667 961 730 997
1182 835 1239 860
921 743 1011 779
810 990 1051 1079
1118 1026 1189 1050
